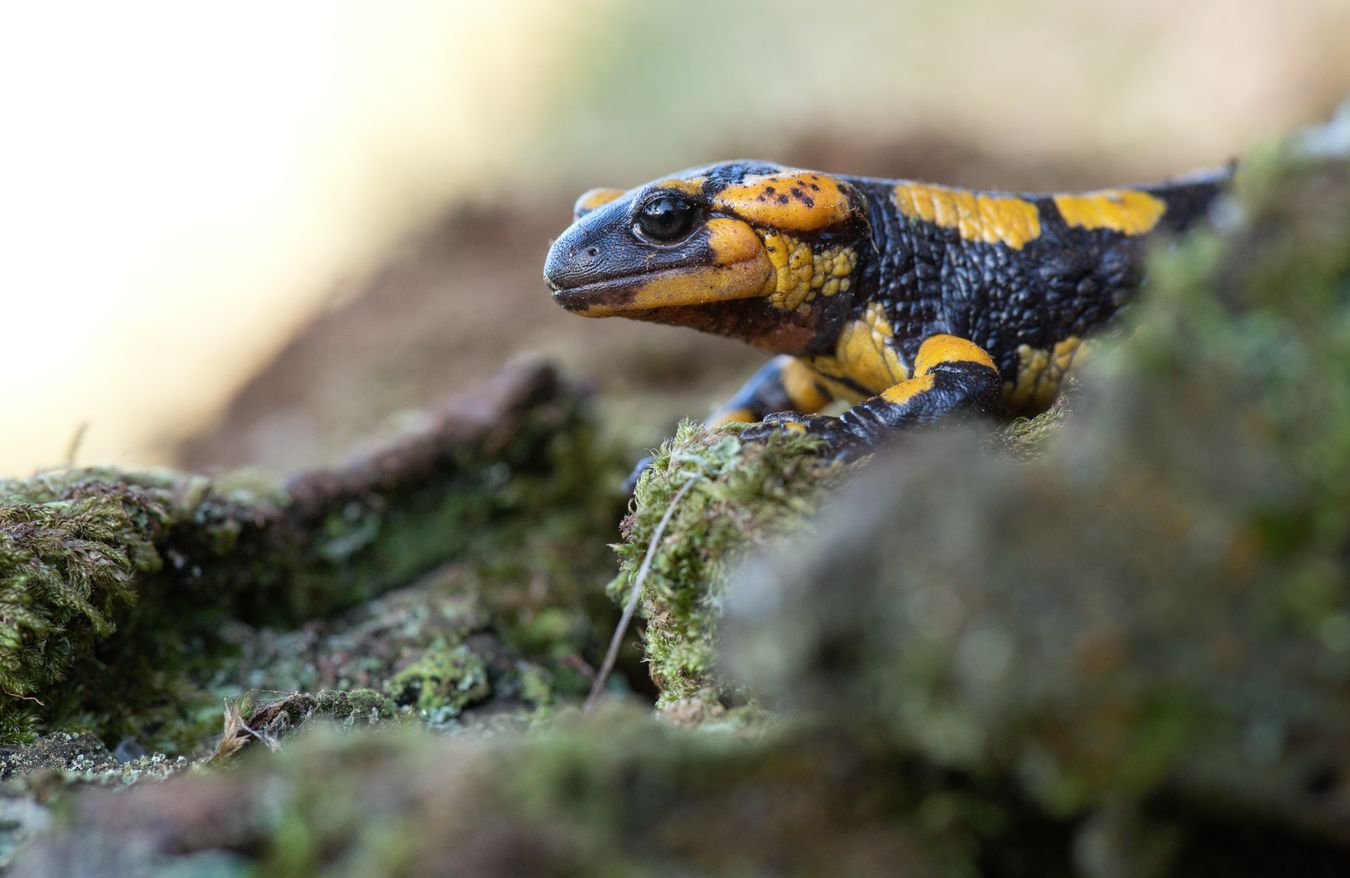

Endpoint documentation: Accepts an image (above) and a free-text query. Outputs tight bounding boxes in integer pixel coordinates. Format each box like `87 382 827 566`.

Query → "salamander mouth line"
549 258 769 315
549 270 680 312
547 271 666 297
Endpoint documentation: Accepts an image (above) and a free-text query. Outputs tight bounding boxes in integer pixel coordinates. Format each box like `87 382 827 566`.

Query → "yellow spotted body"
545 158 1230 451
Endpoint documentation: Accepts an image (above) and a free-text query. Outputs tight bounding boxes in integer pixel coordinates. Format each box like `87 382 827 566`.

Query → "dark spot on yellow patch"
713 170 857 232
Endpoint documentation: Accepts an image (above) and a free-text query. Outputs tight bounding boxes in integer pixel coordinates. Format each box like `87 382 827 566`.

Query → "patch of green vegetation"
610 381 1078 715
0 477 170 742
385 645 490 719
0 367 623 750
1 713 1059 877
985 384 1076 460
610 423 843 712
19 708 1347 877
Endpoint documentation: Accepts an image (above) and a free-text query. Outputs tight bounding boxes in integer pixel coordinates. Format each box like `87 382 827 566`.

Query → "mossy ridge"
609 423 844 712
0 364 624 749
611 384 1076 714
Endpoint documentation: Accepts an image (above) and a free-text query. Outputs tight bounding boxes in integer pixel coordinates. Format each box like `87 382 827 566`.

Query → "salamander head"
544 161 868 322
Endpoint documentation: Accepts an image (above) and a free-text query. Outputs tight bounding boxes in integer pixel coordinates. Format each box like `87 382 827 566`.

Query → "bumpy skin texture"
544 160 1229 456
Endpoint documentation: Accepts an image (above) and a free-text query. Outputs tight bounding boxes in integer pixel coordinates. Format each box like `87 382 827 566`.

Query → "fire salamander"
543 160 1229 458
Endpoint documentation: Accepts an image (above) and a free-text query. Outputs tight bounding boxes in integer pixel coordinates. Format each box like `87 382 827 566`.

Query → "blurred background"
3 0 1348 477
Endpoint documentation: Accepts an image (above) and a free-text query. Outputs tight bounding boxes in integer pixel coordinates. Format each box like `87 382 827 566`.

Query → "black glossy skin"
846 174 1225 380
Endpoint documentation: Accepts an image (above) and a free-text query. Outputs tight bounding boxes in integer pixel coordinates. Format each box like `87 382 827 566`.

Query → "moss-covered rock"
612 387 1077 717
14 709 1350 878
385 645 490 718
0 714 1019 877
0 363 623 748
609 424 844 714
0 478 169 743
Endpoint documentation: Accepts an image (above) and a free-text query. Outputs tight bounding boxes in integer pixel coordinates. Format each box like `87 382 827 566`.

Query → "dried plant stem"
585 476 698 712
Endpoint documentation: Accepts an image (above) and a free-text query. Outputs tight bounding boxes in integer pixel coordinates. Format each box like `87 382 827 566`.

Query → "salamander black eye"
635 195 696 242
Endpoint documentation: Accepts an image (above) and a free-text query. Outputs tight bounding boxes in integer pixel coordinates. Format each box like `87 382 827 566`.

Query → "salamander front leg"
744 335 1002 458
625 355 836 491
707 355 834 426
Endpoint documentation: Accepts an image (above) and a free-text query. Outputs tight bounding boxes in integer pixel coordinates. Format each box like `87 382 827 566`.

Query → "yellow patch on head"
913 334 997 376
758 230 857 312
572 187 625 219
714 171 855 232
893 182 1042 250
1053 190 1166 236
1003 336 1094 412
706 217 770 267
807 303 910 397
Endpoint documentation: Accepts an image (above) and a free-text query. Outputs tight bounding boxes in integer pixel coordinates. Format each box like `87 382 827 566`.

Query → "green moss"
5 714 1057 877
511 662 556 712
612 373 1079 714
216 689 400 758
0 365 623 749
610 422 843 711
985 385 1076 460
0 478 169 740
384 645 490 719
